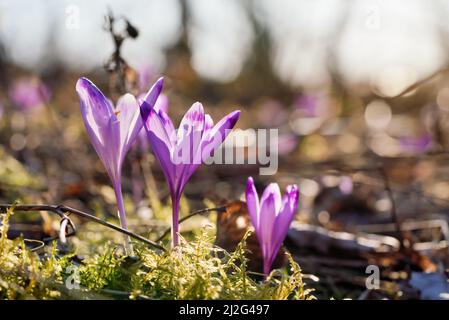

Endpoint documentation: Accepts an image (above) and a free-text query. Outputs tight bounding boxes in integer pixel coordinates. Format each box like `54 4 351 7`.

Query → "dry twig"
155 206 227 242
0 203 166 252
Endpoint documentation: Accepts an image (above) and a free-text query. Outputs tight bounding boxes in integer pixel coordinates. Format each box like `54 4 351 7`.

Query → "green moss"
0 206 70 299
1 208 315 300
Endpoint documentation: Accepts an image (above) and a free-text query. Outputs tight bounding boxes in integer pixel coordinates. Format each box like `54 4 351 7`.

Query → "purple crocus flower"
140 96 240 247
76 77 163 254
9 77 51 111
132 94 169 208
245 177 299 275
137 94 169 153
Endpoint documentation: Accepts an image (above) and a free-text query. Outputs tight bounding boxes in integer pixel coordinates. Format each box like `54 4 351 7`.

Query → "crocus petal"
270 185 299 267
176 102 205 143
144 108 176 193
140 77 164 122
104 117 122 182
77 78 116 125
174 107 204 166
77 78 116 144
260 183 282 214
77 77 122 181
258 188 278 261
152 93 175 141
200 110 240 161
144 108 174 155
173 103 205 192
139 91 174 141
274 185 299 243
157 109 176 144
154 94 169 114
190 114 213 167
245 177 260 231
116 94 143 158
203 114 214 135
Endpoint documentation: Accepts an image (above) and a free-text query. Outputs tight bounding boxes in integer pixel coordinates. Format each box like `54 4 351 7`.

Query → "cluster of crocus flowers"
140 94 240 247
76 73 299 276
245 177 299 275
76 77 163 254
77 75 240 250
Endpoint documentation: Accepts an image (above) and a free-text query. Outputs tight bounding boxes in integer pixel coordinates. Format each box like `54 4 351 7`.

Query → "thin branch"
0 204 166 252
103 9 139 99
155 206 227 242
387 66 449 98
380 168 405 249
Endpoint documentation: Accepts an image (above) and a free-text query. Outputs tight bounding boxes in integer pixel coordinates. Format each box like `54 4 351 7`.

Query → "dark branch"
155 206 227 242
0 204 166 252
103 9 139 99
380 168 405 249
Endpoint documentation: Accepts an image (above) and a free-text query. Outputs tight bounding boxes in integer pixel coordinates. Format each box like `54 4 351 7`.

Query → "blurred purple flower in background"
141 97 240 247
76 77 163 254
339 176 354 195
245 177 299 275
277 134 299 156
138 63 155 93
399 133 432 153
256 99 288 128
290 93 331 137
294 94 319 117
9 77 51 111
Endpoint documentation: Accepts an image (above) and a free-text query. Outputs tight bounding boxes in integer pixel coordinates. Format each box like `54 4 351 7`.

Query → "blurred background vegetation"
2 0 449 215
